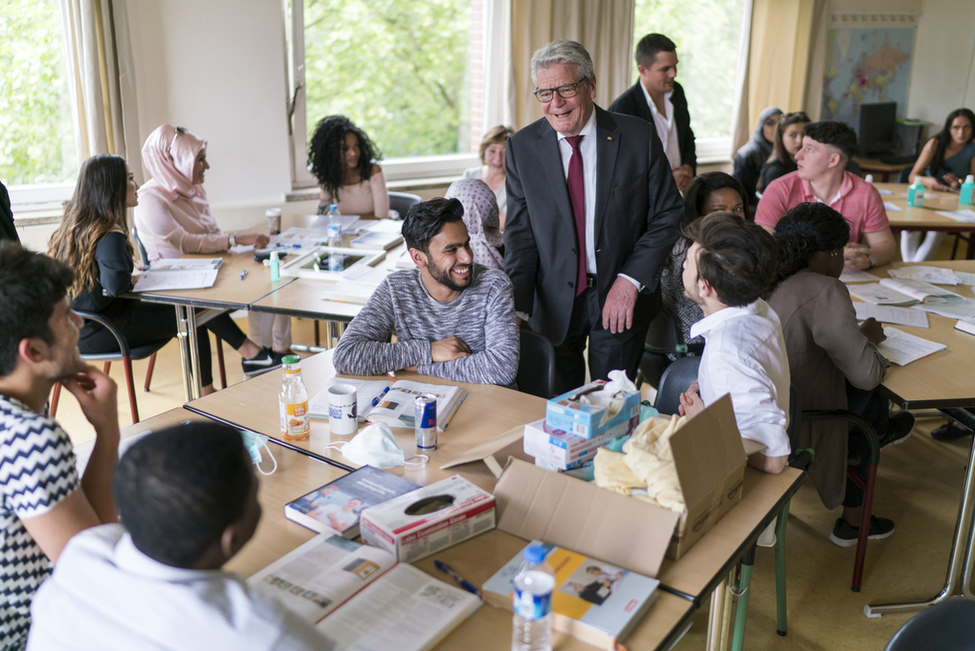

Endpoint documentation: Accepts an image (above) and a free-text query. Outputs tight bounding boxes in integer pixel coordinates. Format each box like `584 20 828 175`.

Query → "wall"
124 0 293 220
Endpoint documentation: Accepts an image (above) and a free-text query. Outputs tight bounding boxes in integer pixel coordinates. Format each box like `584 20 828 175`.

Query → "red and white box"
360 475 496 562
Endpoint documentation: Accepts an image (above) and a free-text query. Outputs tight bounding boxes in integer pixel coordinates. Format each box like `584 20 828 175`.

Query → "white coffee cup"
328 384 358 435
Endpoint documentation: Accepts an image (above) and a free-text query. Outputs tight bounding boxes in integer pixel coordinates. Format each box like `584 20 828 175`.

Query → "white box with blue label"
523 417 633 470
545 380 641 440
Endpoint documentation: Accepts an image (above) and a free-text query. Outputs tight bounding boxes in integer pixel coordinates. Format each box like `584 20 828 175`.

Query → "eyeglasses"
533 79 586 103
169 126 188 156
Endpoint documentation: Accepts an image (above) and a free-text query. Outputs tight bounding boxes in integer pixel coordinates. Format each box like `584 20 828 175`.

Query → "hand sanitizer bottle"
907 180 925 208
960 175 975 206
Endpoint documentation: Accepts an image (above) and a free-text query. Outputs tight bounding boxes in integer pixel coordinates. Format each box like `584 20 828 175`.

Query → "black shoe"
879 411 915 448
931 421 973 442
241 348 285 376
829 516 895 548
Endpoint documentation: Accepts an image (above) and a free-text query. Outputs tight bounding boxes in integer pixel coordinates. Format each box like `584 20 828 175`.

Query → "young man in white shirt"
678 212 791 474
27 422 334 651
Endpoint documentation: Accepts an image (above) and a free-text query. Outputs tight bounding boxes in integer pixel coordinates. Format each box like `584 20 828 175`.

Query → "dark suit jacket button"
568 282 574 288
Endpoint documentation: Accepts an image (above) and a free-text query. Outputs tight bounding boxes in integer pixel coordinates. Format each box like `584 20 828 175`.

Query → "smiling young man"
609 33 696 192
333 197 519 386
27 423 334 650
755 120 897 270
0 242 120 649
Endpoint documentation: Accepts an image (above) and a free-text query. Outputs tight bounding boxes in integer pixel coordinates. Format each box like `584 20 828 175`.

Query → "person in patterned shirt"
0 242 120 649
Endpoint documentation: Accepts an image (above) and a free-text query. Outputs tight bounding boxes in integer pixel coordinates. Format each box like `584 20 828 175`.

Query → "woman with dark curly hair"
767 201 912 547
308 115 388 218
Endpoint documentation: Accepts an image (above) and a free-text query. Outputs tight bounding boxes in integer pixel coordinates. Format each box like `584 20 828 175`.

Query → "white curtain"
59 0 142 180
509 0 635 130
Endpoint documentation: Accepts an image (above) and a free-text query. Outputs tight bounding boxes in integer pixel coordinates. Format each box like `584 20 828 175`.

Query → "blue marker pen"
434 560 480 596
239 269 248 281
371 386 391 407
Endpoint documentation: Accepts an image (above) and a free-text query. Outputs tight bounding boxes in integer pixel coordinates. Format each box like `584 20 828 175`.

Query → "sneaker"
879 411 915 448
829 516 895 548
931 421 973 442
241 348 286 376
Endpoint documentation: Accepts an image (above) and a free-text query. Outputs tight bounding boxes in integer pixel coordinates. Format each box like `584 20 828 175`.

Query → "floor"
53 239 975 650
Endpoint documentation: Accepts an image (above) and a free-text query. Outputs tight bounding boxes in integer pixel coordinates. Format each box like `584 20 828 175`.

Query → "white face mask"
340 423 405 467
240 429 277 476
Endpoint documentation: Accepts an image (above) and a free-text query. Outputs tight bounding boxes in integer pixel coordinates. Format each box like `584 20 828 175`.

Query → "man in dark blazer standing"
609 34 696 192
504 40 684 395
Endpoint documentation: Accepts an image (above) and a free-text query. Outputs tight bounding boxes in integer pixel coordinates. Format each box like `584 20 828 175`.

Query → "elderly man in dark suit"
504 40 684 395
609 34 696 192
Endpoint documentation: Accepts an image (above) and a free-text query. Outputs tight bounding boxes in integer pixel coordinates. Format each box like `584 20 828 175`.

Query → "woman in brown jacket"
768 202 913 548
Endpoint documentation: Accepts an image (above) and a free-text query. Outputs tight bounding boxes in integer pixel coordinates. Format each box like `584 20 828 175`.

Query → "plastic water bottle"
511 544 555 651
864 174 874 184
960 174 975 206
326 204 342 247
907 180 925 208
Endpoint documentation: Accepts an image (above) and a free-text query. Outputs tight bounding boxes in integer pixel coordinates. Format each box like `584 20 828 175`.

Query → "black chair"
49 311 170 424
884 599 975 650
897 166 911 183
131 225 150 271
516 329 556 398
652 356 701 416
388 192 422 220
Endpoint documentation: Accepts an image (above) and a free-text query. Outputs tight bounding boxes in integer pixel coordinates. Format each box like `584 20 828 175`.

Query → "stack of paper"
887 266 961 285
937 209 975 223
854 303 929 328
840 269 879 284
877 327 946 366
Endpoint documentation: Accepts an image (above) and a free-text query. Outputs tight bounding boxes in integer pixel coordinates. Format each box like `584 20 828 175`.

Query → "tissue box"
360 475 495 562
523 418 632 470
546 380 641 439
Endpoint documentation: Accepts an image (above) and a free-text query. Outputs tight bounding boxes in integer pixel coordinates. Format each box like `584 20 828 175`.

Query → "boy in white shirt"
678 212 791 474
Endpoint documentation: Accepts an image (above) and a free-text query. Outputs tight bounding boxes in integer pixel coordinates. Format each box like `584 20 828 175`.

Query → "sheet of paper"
848 283 915 305
840 268 878 283
887 266 961 285
229 244 256 254
876 188 893 195
936 209 975 223
876 327 946 366
911 298 975 320
854 303 929 327
132 270 218 292
883 202 904 212
955 271 975 286
340 264 390 283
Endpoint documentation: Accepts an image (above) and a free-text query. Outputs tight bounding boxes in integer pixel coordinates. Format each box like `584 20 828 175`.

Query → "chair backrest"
516 329 556 398
644 305 681 356
388 192 422 220
897 165 911 184
884 599 975 651
653 356 701 416
131 225 150 270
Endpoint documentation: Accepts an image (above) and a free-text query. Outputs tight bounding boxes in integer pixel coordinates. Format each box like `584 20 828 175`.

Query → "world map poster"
821 24 915 125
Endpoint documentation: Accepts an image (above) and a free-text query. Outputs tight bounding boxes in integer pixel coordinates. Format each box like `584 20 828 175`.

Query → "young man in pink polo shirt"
755 121 896 271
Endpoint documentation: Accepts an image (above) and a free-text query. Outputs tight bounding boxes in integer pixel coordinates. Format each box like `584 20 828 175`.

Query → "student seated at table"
756 120 896 271
767 203 913 547
0 242 120 649
901 108 975 262
733 106 781 203
134 124 290 370
309 115 389 218
677 212 790 474
26 422 334 651
333 197 519 387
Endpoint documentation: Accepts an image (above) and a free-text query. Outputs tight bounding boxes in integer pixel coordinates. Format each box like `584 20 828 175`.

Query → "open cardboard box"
445 395 759 574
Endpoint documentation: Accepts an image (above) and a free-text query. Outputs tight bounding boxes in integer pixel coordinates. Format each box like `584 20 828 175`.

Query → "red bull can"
415 395 438 450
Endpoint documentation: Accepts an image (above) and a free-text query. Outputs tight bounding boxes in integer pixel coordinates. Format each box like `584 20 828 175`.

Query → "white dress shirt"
689 299 792 458
27 524 334 651
642 84 682 170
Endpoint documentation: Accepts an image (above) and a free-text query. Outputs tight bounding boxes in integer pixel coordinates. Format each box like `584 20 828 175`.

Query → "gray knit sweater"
332 265 519 386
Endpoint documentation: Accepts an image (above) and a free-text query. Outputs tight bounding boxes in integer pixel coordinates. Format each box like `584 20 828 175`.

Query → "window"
288 0 485 187
633 0 747 161
0 0 78 201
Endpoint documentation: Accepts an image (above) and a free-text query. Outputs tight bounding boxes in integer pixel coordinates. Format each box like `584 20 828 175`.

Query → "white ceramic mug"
328 384 358 435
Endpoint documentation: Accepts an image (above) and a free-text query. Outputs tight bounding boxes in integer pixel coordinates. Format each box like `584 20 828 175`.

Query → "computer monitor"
858 102 897 156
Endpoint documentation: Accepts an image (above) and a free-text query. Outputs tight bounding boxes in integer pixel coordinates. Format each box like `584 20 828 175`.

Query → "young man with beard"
333 197 519 387
677 212 791 474
0 242 120 648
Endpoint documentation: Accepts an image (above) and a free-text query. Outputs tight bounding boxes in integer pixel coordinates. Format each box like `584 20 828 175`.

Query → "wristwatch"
868 253 877 269
228 233 237 248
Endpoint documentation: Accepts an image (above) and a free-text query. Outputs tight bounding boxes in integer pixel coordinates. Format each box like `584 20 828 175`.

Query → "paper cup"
328 384 358 435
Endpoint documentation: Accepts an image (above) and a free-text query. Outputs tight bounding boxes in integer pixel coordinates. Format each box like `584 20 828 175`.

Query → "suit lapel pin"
607 136 613 140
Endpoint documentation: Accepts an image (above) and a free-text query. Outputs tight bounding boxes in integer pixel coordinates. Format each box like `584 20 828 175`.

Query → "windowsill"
287 175 461 203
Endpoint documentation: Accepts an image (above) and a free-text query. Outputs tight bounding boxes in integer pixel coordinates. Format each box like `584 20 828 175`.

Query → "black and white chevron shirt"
0 395 79 650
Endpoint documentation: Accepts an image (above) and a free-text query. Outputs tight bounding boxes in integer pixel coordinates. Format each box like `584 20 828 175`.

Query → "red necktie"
565 135 586 296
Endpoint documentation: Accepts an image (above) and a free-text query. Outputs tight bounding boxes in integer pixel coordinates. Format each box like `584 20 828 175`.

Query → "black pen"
434 560 480 596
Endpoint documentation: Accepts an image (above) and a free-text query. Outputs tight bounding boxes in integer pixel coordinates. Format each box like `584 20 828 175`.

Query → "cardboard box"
546 381 641 439
523 417 630 470
494 395 756 571
360 475 496 563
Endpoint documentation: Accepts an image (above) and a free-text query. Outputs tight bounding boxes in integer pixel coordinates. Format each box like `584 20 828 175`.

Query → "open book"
132 258 222 292
309 379 467 432
850 280 964 306
482 540 659 649
250 534 480 651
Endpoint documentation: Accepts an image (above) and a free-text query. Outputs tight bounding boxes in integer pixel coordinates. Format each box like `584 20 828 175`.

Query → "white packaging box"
360 475 496 563
523 417 632 470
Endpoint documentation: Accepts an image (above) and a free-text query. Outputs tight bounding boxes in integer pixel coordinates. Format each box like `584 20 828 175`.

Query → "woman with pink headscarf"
444 178 504 270
134 124 289 379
